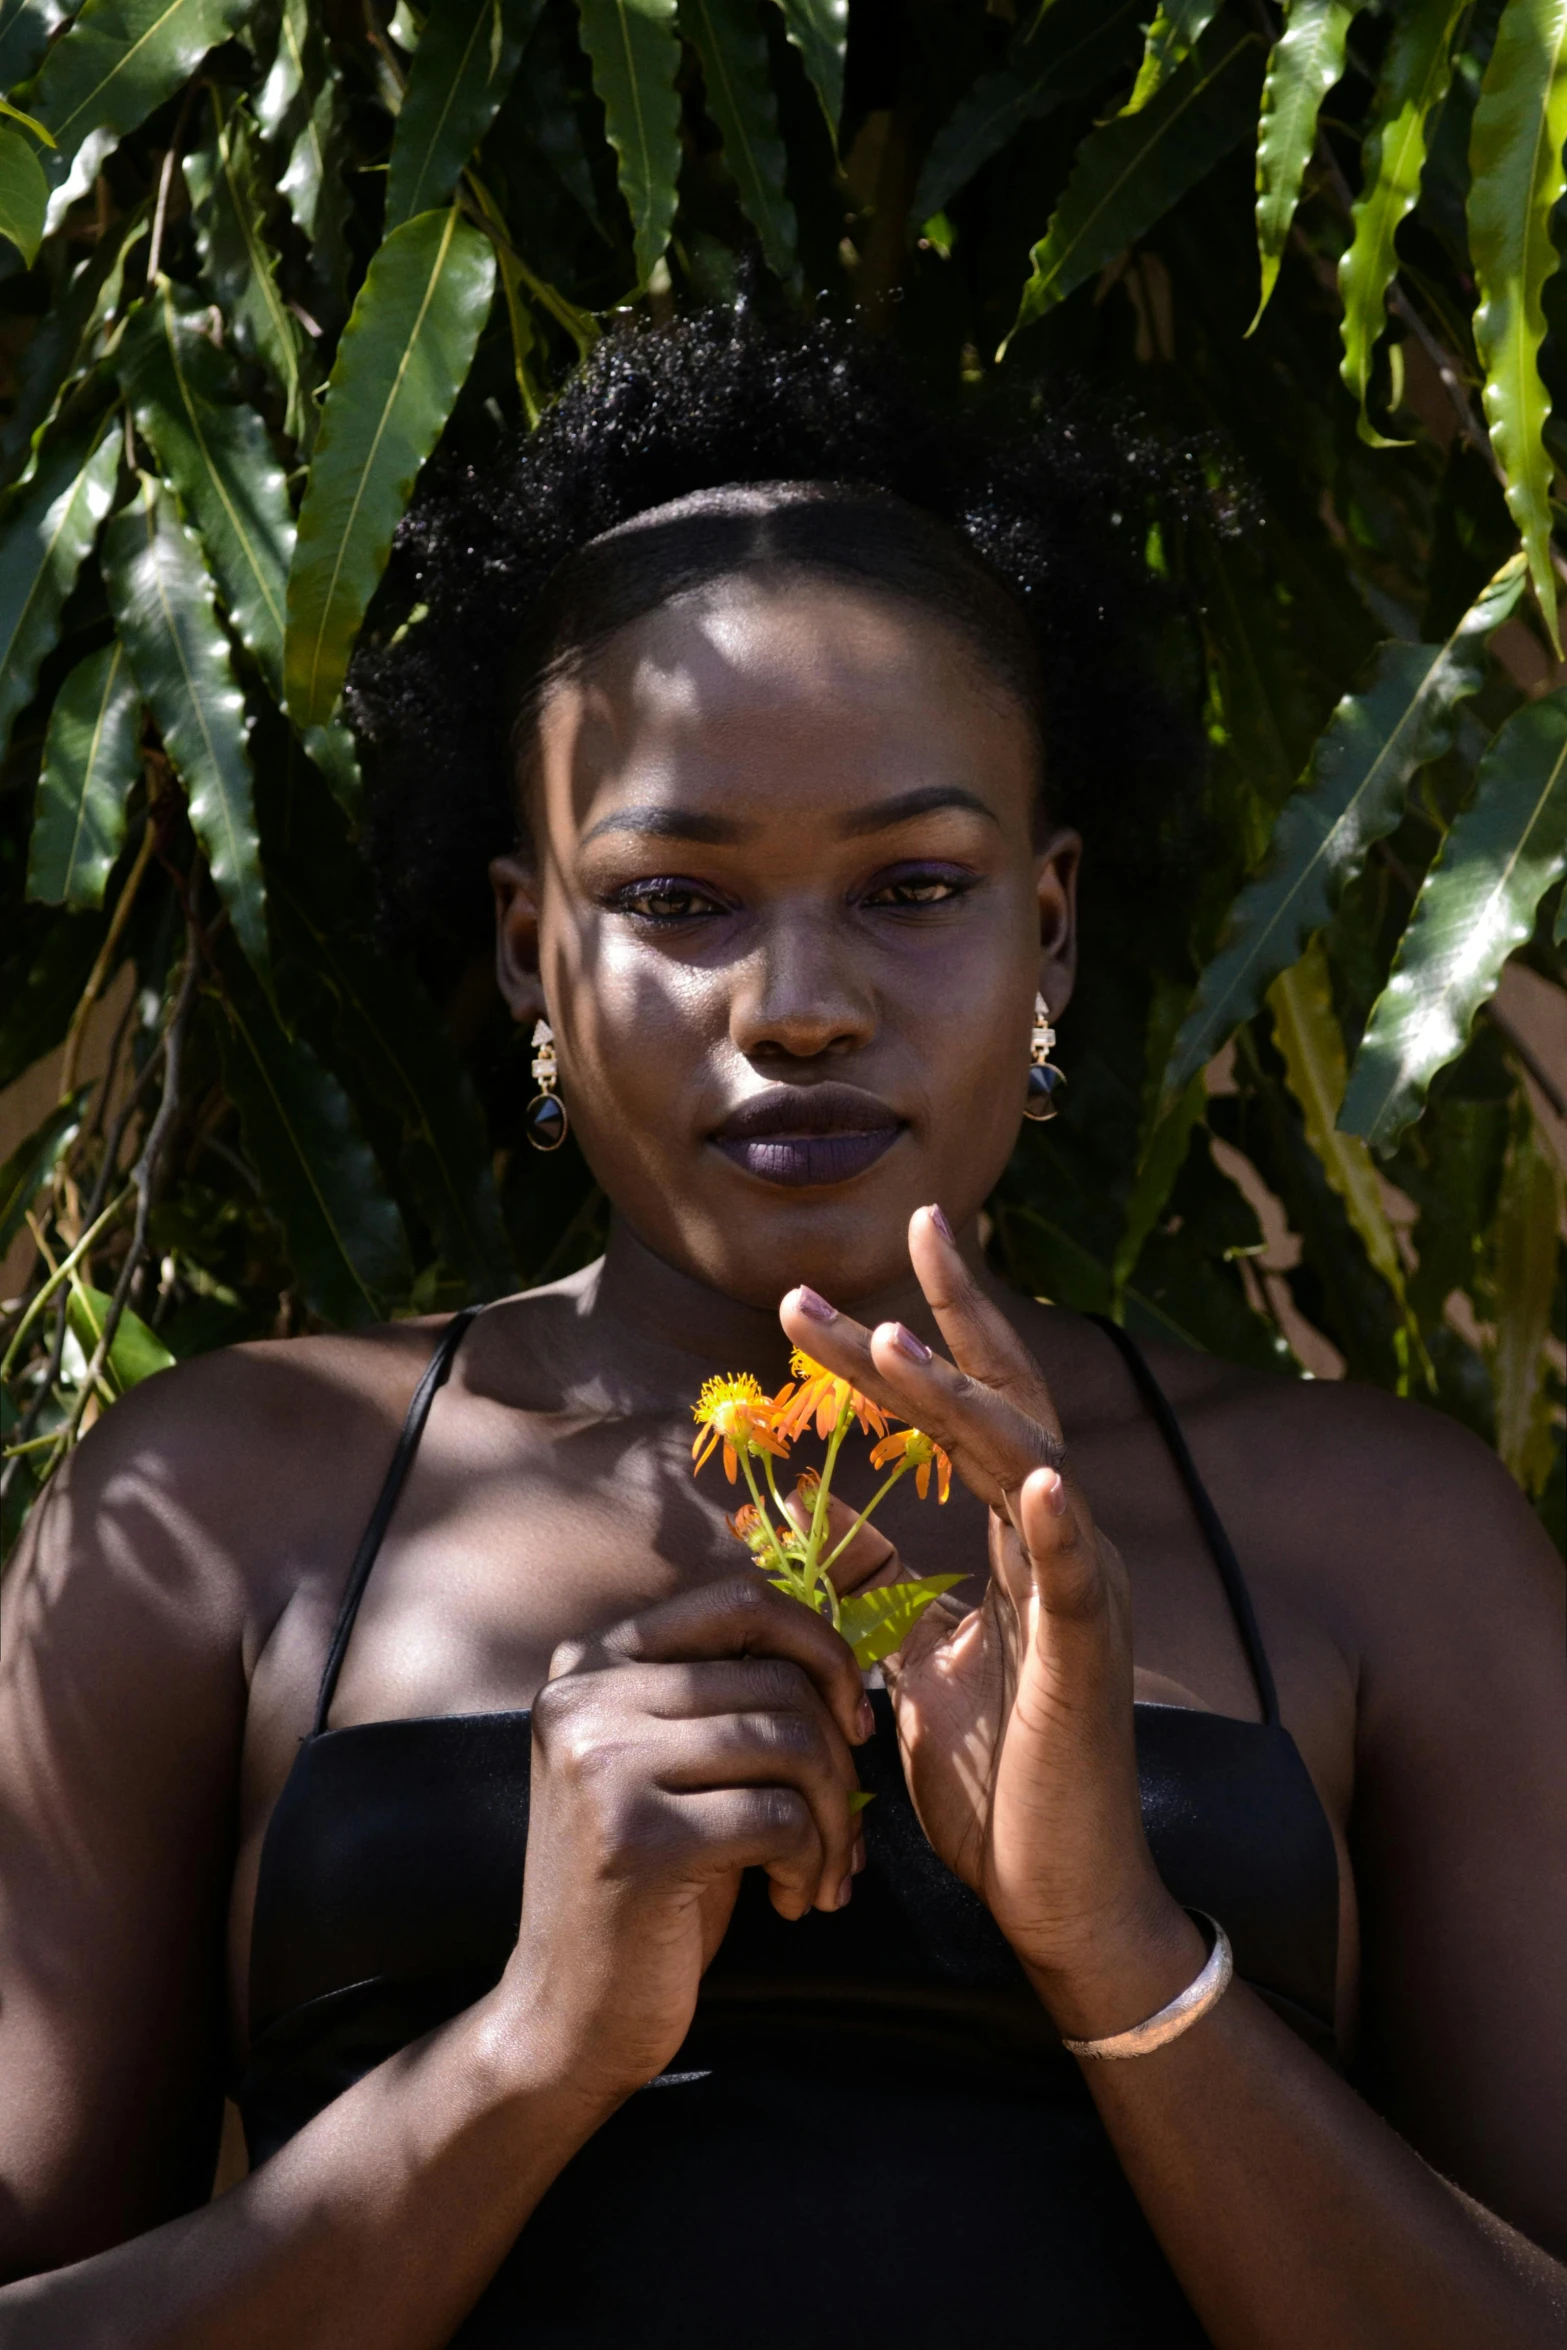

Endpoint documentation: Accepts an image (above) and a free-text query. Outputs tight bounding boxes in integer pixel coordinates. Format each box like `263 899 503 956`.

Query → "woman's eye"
860 871 974 910
612 881 726 922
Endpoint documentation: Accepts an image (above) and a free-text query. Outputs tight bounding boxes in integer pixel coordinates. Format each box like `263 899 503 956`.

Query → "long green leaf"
27 638 141 906
66 1282 174 1389
683 0 798 286
1338 0 1464 444
29 0 245 175
118 279 292 693
576 0 681 284
914 0 1145 225
1123 0 1223 115
0 122 48 263
218 962 412 1327
184 91 311 443
1163 556 1528 1097
1267 937 1419 1322
1489 1106 1563 1491
0 422 118 758
0 210 145 489
102 476 270 983
1342 690 1567 1145
768 0 845 139
385 0 539 232
1003 19 1262 350
284 206 495 730
1467 0 1567 652
0 0 68 92
1251 0 1364 330
0 1087 90 1258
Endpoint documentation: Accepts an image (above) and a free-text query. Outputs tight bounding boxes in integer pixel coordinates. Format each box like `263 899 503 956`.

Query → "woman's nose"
727 917 877 1064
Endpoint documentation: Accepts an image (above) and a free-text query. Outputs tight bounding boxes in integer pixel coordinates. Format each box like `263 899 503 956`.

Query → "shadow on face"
493 571 1080 1310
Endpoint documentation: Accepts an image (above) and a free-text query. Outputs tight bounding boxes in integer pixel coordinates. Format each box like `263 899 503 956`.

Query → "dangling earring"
525 1017 568 1151
1023 993 1065 1122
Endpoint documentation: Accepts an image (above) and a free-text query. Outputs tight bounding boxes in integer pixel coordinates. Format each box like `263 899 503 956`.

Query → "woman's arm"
0 1356 867 2347
781 1210 1567 2349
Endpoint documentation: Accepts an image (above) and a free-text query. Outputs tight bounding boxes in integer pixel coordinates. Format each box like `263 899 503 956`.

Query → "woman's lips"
711 1086 903 1190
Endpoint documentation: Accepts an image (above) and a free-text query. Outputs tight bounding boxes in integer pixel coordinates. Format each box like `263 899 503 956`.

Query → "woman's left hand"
779 1205 1200 2019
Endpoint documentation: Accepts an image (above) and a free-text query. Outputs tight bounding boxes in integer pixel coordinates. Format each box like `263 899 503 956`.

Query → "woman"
0 307 1563 2348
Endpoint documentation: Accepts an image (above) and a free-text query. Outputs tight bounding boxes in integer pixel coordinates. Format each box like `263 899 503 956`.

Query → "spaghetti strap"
312 1307 483 1737
1086 1314 1280 1728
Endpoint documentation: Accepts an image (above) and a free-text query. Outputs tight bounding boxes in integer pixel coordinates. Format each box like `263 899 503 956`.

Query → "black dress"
238 1311 1340 2345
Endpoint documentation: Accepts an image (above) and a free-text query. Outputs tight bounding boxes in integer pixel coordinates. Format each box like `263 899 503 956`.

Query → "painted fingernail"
852 1833 867 1874
1044 1468 1070 1515
891 1322 932 1364
855 1694 875 1741
795 1285 836 1323
837 1874 855 1909
929 1203 955 1242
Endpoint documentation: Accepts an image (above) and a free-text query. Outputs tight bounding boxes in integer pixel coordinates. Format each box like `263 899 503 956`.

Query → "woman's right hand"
501 1576 873 2102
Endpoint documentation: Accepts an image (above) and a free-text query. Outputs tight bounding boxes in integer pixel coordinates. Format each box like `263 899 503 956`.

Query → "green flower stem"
0 1190 133 1381
804 1402 852 1590
738 1446 795 1578
819 1456 914 1574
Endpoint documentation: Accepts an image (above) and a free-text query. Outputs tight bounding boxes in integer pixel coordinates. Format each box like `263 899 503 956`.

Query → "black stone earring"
525 1018 568 1151
1023 993 1065 1122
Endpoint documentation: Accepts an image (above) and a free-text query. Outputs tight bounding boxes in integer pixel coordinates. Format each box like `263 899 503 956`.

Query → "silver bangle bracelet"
1061 1913 1233 2061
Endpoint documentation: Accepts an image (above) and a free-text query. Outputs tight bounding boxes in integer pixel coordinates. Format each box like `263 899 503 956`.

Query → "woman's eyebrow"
838 785 1001 835
580 807 753 846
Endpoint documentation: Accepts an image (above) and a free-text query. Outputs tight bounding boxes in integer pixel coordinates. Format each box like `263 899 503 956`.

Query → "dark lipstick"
711 1085 902 1189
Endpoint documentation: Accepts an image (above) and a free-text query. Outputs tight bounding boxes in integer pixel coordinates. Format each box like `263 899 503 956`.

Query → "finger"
781 1485 899 1597
672 1786 827 1921
548 1575 872 1749
908 1205 1064 1447
1016 1465 1109 1625
779 1289 1061 1510
653 1709 859 1914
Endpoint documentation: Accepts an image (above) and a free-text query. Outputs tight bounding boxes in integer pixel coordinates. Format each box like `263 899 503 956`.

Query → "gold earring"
525 1017 568 1151
1023 993 1065 1122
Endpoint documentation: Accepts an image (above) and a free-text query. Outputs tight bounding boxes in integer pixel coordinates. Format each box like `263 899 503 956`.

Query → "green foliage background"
1 0 1564 1548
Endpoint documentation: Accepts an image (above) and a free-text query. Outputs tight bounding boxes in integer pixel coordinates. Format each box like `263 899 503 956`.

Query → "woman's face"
493 572 1078 1310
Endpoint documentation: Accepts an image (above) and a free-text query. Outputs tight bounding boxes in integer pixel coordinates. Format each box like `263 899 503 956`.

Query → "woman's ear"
492 855 545 1026
1036 828 1081 1018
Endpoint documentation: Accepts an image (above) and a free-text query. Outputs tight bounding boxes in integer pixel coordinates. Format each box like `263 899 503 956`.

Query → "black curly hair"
348 297 1204 979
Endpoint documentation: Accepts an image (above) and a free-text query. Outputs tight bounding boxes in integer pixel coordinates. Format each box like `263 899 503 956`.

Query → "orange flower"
776 1349 890 1443
692 1373 792 1484
725 1502 786 1554
869 1424 952 1502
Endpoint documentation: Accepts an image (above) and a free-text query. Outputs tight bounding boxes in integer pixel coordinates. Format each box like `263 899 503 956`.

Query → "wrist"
1017 1888 1209 2046
467 1982 635 2132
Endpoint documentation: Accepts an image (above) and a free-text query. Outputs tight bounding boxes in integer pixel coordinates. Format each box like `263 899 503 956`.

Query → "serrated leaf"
576 0 681 284
683 0 798 287
118 278 293 696
1003 19 1262 349
29 0 247 173
1342 690 1567 1145
385 0 540 231
184 92 311 443
0 0 68 92
1163 556 1528 1097
768 0 845 139
0 1086 90 1257
914 0 1144 224
1467 0 1567 652
66 1282 174 1388
1337 0 1464 446
1122 0 1223 115
0 421 119 759
102 475 270 983
1489 1106 1563 1490
837 1575 963 1669
0 123 48 263
279 887 518 1302
1250 0 1364 330
27 638 141 907
217 958 413 1326
1267 937 1416 1317
284 207 494 730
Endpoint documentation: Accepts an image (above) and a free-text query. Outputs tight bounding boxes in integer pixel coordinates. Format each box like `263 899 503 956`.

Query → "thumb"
1015 1467 1105 1623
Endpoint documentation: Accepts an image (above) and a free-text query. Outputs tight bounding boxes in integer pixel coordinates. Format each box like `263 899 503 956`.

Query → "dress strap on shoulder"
1086 1314 1280 1728
312 1307 484 1737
